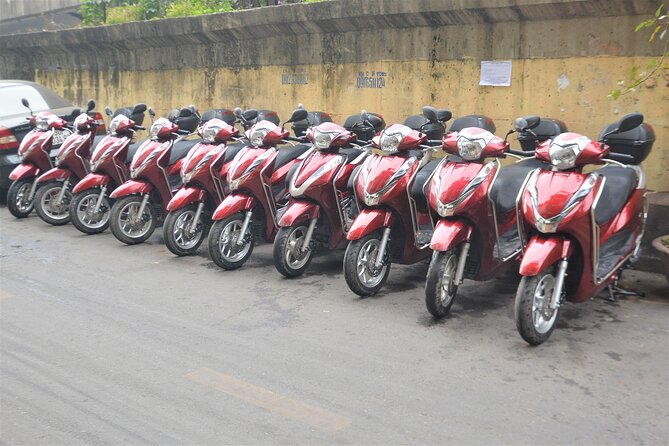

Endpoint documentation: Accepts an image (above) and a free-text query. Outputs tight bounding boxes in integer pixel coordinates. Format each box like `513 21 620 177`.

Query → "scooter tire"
514 268 560 346
208 213 254 270
69 188 111 234
343 231 390 297
110 195 157 245
34 181 72 225
425 249 459 318
163 205 206 256
7 179 34 218
273 225 313 278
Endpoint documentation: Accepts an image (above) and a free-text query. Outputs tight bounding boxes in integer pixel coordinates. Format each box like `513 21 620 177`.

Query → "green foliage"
165 0 233 18
106 4 142 24
610 3 668 99
80 0 323 25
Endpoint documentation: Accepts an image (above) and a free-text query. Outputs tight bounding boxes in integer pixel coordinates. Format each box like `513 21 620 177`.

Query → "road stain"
186 367 352 433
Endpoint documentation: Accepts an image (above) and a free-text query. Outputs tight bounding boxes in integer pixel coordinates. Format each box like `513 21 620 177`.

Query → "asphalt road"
1 207 668 445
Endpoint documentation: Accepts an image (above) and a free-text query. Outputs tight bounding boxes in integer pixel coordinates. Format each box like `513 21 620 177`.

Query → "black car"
0 80 103 194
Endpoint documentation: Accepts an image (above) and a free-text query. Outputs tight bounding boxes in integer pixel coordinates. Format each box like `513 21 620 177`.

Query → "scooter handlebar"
606 152 635 164
508 149 536 156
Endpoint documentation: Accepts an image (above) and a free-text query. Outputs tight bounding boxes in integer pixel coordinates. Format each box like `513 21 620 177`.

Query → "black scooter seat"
594 166 637 225
222 141 246 164
274 144 311 170
490 158 547 215
169 139 199 165
340 147 363 163
410 159 441 202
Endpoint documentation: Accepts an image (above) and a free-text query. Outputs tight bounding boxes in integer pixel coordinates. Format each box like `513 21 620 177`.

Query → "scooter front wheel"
164 205 206 256
34 181 72 225
273 224 313 278
425 249 459 318
208 213 254 270
110 195 157 245
7 179 34 218
343 231 390 296
514 267 560 345
69 188 111 234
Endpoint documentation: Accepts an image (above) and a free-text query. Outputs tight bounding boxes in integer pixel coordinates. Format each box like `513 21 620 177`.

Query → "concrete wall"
0 0 667 192
0 0 80 21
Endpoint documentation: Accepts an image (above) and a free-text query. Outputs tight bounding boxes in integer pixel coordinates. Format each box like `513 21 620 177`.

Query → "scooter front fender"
347 208 394 241
72 173 111 194
9 163 40 181
519 234 573 277
35 167 71 185
166 187 205 212
109 180 153 199
278 200 320 227
212 193 256 221
430 219 472 252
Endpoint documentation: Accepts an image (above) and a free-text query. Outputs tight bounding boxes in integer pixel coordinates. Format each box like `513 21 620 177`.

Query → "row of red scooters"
6 98 655 344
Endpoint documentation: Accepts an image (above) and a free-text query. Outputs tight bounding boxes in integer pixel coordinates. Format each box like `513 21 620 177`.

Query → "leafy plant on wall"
610 3 668 99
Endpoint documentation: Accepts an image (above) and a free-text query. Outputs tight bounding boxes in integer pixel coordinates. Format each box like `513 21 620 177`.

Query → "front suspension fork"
550 259 569 309
374 227 392 268
94 185 108 212
56 179 70 204
189 202 205 233
454 241 471 286
237 210 253 246
135 194 150 224
28 178 39 201
300 218 318 252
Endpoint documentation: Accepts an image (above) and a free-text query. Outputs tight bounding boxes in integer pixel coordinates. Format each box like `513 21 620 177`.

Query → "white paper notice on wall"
479 60 512 87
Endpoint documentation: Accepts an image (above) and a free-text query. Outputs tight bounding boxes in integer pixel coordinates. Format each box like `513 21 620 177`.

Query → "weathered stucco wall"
1 0 667 190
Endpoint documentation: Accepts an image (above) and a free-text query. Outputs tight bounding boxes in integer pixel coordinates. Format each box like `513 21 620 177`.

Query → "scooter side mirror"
21 98 30 109
617 112 643 133
149 107 156 118
514 115 540 132
104 106 113 116
242 109 258 122
86 99 96 113
286 108 308 124
132 103 147 114
360 109 369 125
422 106 438 123
234 107 243 118
436 109 452 123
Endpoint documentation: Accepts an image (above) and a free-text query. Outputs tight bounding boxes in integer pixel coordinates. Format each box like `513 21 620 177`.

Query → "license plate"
52 129 71 146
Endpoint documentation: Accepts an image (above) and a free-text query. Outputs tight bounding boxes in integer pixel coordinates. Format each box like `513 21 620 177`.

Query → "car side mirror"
104 106 113 116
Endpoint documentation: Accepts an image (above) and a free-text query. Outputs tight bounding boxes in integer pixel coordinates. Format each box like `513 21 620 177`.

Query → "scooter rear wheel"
34 181 72 225
7 179 34 218
164 205 206 256
110 195 157 245
273 224 313 277
208 213 254 270
514 267 560 345
425 249 459 318
343 231 390 296
70 188 111 234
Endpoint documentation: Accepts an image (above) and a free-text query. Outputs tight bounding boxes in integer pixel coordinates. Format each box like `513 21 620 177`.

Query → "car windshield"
0 84 70 118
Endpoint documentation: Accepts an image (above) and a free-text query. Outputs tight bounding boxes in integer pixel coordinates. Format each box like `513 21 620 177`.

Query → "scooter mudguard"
430 219 472 252
519 234 573 277
109 180 153 199
35 167 70 185
72 173 112 194
278 200 320 227
9 163 40 181
346 208 394 241
212 193 256 221
166 187 205 212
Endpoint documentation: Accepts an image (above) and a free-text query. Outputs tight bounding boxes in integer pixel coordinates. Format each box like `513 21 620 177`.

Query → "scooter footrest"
415 230 433 246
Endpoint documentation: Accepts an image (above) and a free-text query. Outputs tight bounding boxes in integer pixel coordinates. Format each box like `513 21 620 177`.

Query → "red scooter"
207 108 310 270
6 99 72 218
162 111 245 256
342 109 452 296
273 119 371 277
32 100 101 225
423 110 567 317
109 107 199 245
514 113 653 345
69 103 147 234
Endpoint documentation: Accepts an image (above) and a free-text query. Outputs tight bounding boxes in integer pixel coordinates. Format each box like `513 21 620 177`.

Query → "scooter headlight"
549 144 578 170
457 137 485 161
35 118 49 131
108 115 123 134
313 130 333 149
250 128 269 147
149 122 165 140
202 125 221 144
379 133 402 153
